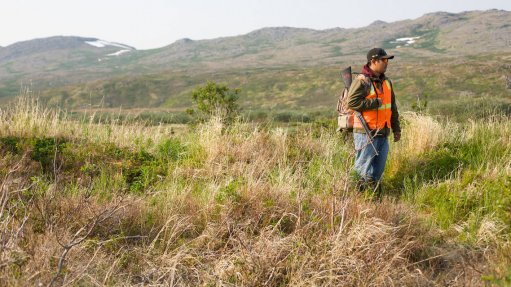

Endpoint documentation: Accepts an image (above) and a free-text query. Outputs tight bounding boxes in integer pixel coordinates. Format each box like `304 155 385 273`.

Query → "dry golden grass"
386 112 449 176
0 96 508 286
0 96 177 151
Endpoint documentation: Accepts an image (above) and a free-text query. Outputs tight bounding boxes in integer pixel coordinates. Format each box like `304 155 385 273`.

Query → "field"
21 52 508 128
0 96 510 286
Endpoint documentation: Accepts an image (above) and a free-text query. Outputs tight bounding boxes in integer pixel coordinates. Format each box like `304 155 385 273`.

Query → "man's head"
367 48 394 75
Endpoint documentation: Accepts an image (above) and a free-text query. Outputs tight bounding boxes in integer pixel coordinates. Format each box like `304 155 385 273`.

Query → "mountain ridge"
2 9 509 53
0 9 510 109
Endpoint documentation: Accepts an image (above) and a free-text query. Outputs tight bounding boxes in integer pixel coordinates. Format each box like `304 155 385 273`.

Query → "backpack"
337 66 371 133
336 66 355 132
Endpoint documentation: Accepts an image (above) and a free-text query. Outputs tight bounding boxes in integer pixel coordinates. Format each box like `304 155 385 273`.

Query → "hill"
0 36 136 97
140 9 510 69
0 9 510 115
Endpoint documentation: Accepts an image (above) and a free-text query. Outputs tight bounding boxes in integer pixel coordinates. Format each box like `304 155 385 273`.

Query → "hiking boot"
356 179 367 193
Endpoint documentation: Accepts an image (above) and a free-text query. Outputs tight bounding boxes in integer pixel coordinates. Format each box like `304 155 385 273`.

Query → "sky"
1 0 510 50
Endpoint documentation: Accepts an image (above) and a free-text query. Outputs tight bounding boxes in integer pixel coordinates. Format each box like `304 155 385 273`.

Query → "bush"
30 137 67 172
190 81 240 123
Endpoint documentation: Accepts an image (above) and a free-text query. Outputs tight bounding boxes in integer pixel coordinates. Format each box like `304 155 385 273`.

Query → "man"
347 48 401 191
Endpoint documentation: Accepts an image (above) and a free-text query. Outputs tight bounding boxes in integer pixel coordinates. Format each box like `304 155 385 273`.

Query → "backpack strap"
356 74 370 85
356 74 371 95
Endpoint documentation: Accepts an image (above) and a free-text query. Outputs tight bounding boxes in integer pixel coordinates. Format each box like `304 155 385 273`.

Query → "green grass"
386 116 511 245
20 53 507 127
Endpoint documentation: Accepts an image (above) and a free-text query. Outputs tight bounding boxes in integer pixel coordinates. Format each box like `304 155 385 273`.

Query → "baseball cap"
367 48 394 61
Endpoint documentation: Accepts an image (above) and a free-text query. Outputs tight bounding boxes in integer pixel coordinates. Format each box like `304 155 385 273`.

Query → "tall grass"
0 96 509 285
0 96 177 151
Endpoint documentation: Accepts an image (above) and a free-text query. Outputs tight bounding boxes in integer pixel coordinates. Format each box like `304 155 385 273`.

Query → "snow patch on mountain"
85 40 133 50
107 49 131 56
391 36 421 46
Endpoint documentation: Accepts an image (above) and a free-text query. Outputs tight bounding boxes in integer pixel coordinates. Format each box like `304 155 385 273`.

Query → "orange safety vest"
353 79 392 131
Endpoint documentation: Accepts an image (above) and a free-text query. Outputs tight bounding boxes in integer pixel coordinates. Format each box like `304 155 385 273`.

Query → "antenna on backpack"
340 66 352 88
340 66 362 88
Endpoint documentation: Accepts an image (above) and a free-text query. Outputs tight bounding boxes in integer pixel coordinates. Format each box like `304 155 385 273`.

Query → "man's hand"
393 132 401 142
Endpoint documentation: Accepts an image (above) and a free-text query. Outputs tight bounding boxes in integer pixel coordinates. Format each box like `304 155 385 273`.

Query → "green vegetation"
190 81 240 123
21 53 508 126
387 115 511 234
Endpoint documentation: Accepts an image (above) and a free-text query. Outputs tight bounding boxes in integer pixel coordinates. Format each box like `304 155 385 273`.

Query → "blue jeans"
353 133 389 182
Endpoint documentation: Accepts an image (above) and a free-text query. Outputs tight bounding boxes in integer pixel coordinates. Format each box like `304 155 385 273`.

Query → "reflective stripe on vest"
353 79 392 130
